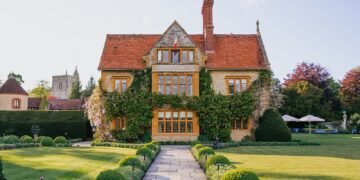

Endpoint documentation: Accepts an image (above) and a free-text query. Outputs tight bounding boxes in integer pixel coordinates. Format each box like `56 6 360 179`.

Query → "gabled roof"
0 78 28 95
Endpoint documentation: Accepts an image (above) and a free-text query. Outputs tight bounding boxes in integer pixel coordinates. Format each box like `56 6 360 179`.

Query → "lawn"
1 146 136 179
216 134 360 180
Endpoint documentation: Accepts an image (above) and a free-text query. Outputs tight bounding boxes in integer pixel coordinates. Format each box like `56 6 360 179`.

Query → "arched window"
12 98 21 109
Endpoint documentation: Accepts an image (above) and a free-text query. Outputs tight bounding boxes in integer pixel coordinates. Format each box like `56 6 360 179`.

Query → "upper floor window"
12 98 21 109
158 74 193 96
227 77 250 95
112 77 129 94
157 49 194 64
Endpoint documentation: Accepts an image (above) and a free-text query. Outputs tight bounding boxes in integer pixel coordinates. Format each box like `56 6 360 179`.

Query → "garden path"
143 145 206 180
72 141 92 147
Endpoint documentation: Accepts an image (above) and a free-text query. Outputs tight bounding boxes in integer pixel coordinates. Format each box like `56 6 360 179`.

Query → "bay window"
158 111 194 134
158 74 193 96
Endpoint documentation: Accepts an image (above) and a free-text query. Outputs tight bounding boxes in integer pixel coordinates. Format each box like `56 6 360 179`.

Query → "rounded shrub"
144 143 158 152
255 109 292 142
206 155 231 169
3 135 20 144
221 169 259 180
54 136 67 144
197 147 215 159
119 156 143 170
41 136 54 147
150 141 159 145
35 136 46 143
20 135 32 142
190 140 201 147
136 147 153 159
96 169 125 180
194 144 204 150
22 136 34 143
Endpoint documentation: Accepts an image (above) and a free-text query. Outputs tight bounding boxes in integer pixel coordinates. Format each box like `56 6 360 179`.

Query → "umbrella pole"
309 121 311 134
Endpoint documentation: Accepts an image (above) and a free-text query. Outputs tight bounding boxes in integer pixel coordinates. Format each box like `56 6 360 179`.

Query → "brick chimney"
202 0 214 52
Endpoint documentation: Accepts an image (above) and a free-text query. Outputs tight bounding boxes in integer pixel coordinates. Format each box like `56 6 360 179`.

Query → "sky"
0 0 359 90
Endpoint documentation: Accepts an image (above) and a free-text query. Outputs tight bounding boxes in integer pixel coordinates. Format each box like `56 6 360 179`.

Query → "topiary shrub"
35 136 46 143
54 136 67 144
190 140 201 147
20 135 33 143
206 164 236 180
255 109 292 142
221 169 259 180
96 169 125 180
136 147 154 160
41 136 54 147
197 147 215 159
206 155 231 169
144 143 158 152
119 156 143 170
3 135 20 144
194 144 204 150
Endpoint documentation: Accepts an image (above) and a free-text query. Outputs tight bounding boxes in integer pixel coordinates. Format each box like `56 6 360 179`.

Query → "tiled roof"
28 97 42 108
98 34 268 70
48 99 84 110
0 78 28 95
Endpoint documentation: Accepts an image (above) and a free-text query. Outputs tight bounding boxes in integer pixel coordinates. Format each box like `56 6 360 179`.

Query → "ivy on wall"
103 68 270 142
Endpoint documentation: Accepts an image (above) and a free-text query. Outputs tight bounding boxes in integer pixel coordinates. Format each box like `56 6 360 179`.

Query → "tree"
82 76 96 98
341 66 360 102
284 62 330 88
7 72 24 84
29 80 50 110
69 80 82 99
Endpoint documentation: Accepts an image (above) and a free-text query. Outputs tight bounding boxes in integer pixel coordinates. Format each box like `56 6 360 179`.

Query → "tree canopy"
82 76 96 98
8 72 24 84
69 80 82 99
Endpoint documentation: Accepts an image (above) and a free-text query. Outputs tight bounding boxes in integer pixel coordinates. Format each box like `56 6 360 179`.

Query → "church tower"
50 67 80 99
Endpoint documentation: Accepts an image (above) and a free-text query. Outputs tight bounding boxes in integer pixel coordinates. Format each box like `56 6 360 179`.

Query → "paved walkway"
72 141 92 147
143 145 206 180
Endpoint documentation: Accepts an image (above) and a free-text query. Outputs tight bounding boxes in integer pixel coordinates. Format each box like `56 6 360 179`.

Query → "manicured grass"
1 147 136 179
216 134 360 180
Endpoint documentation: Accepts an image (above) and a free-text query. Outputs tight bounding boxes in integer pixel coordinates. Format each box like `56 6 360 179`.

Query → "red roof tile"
48 99 84 110
98 34 268 70
0 78 28 95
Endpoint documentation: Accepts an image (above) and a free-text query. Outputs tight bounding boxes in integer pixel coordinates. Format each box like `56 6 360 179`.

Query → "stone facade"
101 71 134 92
0 94 28 110
50 69 79 99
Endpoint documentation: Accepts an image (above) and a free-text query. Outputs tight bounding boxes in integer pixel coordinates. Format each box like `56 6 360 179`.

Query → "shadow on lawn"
257 171 343 180
3 161 85 179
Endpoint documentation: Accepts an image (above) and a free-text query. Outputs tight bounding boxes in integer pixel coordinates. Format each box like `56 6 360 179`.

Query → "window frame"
12 98 21 109
157 73 194 96
157 110 194 134
112 116 127 130
231 118 249 130
225 76 251 95
112 76 130 94
156 48 195 64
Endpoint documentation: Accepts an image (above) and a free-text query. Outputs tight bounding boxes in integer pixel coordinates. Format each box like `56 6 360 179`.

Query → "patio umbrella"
300 115 325 134
282 115 300 122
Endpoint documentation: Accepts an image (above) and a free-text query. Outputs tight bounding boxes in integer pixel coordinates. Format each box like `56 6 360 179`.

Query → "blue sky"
0 0 359 90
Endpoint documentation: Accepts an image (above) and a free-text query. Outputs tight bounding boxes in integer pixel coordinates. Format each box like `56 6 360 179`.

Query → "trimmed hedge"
35 136 46 143
41 137 54 147
119 156 143 170
0 143 40 150
221 169 259 180
96 170 125 180
0 111 92 139
3 135 20 144
91 142 144 149
206 155 231 169
194 144 205 150
20 135 33 143
144 143 158 152
54 136 67 144
255 109 292 142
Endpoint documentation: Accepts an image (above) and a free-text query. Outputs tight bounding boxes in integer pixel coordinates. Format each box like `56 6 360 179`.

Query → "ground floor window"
112 116 126 130
232 119 248 130
158 110 193 134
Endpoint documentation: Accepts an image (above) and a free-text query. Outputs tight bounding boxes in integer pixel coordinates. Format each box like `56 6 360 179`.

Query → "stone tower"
50 68 80 99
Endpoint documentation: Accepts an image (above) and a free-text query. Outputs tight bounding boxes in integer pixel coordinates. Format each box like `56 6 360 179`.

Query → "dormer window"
157 49 194 64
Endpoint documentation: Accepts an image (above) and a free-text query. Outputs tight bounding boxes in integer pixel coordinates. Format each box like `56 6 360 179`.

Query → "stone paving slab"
143 145 206 180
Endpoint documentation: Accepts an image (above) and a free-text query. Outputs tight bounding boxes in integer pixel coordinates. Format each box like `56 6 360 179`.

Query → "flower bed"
191 142 260 180
96 141 161 180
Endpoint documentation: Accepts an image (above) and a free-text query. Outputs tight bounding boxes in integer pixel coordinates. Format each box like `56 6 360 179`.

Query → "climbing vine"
102 68 270 142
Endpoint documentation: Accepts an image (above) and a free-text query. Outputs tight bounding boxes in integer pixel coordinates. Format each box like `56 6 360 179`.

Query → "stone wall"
101 71 134 92
51 75 73 99
0 94 28 110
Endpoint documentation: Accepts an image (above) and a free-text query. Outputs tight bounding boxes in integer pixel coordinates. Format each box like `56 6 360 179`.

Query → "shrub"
41 136 54 147
190 140 201 147
255 109 292 142
144 143 158 152
54 136 67 144
20 135 32 142
197 147 215 159
117 166 144 180
221 169 259 180
206 155 231 169
136 147 154 160
3 135 20 144
22 136 34 144
35 136 46 143
194 144 205 150
119 156 143 170
142 131 151 143
206 164 236 180
150 141 159 145
96 169 125 180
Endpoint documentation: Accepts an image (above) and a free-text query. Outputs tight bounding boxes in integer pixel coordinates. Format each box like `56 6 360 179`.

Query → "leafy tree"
29 80 50 110
284 62 330 88
349 113 360 132
7 72 24 84
69 80 82 99
341 66 360 114
82 76 96 98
